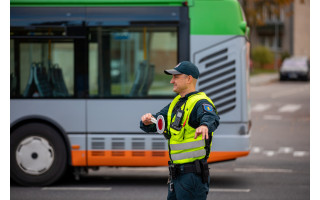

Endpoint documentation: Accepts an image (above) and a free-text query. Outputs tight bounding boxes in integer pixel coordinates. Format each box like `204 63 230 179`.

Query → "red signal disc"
158 118 163 131
156 115 165 134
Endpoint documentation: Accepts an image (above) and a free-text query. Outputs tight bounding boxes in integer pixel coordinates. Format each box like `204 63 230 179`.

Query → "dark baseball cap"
164 61 200 79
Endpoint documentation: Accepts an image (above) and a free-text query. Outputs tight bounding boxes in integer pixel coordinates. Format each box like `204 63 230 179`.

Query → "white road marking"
210 188 251 193
42 187 112 191
252 104 271 112
252 146 263 153
234 168 293 173
118 167 168 172
263 151 276 157
263 115 282 120
251 147 309 157
293 151 309 157
278 104 301 113
278 147 294 154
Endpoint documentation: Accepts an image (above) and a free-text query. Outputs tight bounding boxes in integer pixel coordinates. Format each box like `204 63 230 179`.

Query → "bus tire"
11 123 67 186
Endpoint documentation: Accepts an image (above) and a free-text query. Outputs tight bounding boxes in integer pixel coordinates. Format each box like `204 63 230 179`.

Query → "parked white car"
279 57 310 81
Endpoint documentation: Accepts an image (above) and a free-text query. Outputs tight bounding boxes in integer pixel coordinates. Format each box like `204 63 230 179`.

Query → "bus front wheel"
11 123 67 186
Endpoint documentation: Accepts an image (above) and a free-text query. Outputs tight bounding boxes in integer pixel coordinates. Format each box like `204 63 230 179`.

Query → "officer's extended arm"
140 104 169 133
193 100 220 139
141 113 154 126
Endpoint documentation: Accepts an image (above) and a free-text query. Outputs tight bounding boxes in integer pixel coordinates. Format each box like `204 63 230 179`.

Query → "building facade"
240 0 310 63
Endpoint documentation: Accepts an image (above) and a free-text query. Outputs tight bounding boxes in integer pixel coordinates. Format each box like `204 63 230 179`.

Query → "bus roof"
11 0 189 6
11 0 248 36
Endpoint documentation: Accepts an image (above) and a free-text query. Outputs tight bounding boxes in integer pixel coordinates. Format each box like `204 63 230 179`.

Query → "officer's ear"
189 75 197 86
187 75 197 86
186 75 193 83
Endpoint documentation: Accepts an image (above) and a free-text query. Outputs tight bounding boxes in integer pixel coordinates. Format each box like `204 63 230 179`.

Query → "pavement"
250 73 279 86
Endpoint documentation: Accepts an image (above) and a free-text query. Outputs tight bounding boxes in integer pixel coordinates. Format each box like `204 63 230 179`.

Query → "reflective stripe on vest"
171 149 206 161
170 140 205 151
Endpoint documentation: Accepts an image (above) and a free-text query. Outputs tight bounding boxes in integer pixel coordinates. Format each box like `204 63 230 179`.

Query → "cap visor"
164 69 182 75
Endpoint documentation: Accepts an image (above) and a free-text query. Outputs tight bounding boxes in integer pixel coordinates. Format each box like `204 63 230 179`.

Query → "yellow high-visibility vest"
167 92 216 164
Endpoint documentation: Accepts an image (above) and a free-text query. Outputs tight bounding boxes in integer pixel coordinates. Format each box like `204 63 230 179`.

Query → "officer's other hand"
141 113 154 126
194 125 209 140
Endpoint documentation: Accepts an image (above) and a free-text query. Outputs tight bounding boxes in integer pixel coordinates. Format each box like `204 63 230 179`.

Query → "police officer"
140 61 220 200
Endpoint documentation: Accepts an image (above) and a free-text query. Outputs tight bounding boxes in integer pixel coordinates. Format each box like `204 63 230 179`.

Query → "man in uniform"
140 61 220 200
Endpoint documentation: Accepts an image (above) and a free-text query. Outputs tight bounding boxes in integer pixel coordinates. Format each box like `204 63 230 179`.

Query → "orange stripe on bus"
72 145 80 150
71 150 87 166
71 150 249 167
207 151 250 163
88 151 169 167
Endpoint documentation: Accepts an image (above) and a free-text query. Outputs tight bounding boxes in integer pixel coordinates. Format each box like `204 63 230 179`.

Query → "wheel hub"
31 152 38 159
16 136 54 175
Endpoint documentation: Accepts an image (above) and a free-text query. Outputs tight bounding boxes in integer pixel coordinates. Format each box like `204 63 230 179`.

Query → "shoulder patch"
202 104 214 112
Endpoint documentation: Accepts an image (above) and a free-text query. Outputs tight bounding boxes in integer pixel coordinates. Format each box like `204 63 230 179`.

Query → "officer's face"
170 74 189 94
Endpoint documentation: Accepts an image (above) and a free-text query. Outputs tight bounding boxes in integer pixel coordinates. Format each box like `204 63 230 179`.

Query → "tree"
240 0 294 28
251 45 274 68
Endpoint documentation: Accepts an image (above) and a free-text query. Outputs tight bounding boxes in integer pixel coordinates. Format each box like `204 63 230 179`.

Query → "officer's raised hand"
194 125 209 140
141 113 154 126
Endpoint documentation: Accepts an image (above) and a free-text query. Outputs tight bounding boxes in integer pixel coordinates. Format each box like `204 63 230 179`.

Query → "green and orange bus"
10 0 251 186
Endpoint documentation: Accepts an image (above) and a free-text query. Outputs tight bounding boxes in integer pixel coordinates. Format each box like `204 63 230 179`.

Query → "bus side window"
89 27 176 98
130 60 154 97
12 41 75 98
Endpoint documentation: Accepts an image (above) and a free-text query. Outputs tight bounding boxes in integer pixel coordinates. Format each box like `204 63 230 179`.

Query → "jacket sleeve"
139 103 170 133
192 99 220 133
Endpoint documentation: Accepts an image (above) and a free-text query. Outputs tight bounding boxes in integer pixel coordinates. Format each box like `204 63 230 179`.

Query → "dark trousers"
167 172 210 200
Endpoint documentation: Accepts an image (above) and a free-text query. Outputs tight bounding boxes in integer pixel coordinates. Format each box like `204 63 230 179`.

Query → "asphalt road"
10 78 310 200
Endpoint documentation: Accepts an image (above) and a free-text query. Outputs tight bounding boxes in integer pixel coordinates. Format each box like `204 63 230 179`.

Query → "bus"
10 0 251 186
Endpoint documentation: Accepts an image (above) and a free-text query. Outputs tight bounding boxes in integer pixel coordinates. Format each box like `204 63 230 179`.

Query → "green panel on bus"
189 0 246 36
11 0 248 36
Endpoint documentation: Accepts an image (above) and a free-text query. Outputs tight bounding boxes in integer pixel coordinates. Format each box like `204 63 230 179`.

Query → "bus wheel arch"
10 120 70 186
